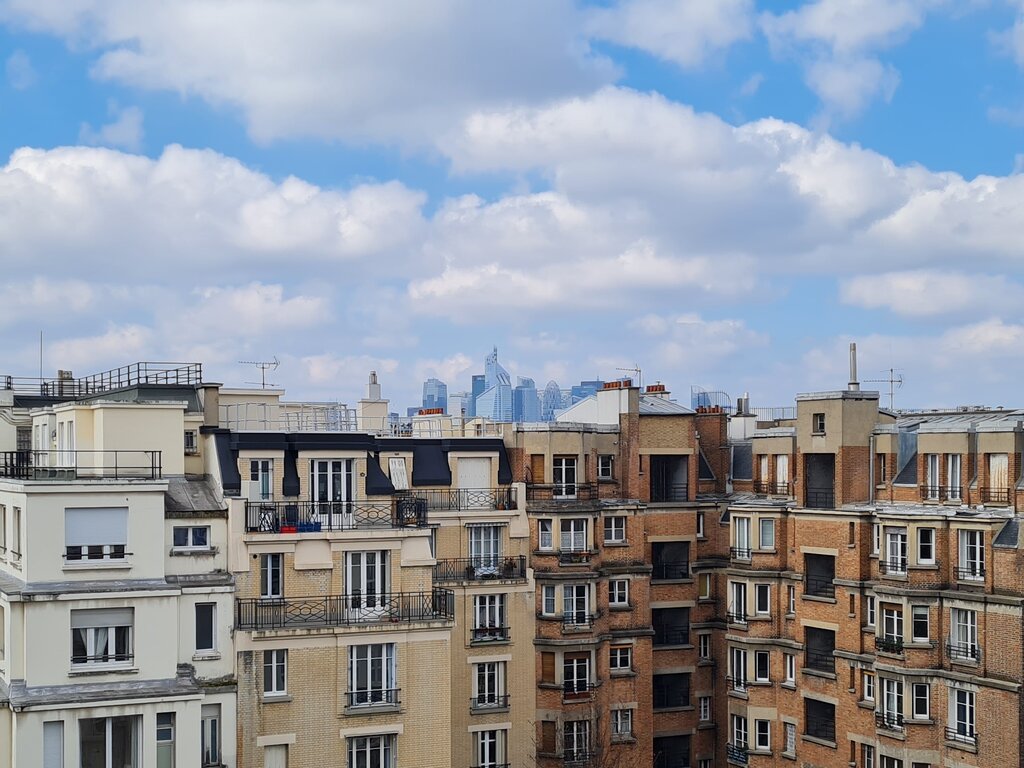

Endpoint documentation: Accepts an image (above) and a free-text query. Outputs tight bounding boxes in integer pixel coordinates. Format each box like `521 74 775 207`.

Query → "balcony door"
925 454 939 499
563 584 588 625
311 459 353 529
469 525 501 575
553 457 577 498
345 551 389 618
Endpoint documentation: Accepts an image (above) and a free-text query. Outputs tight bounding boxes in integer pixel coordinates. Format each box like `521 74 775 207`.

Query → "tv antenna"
615 365 642 389
865 368 904 410
239 357 279 389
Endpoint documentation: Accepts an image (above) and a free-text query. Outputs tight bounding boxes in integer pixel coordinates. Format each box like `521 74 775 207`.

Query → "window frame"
603 516 626 544
172 525 211 551
754 583 770 615
754 650 770 682
263 649 287 697
917 527 935 565
698 633 711 660
758 518 775 550
609 645 632 673
541 585 556 616
260 553 283 599
812 412 826 434
610 709 632 741
783 653 795 684
863 671 875 702
597 455 614 480
911 605 929 643
348 643 397 707
911 682 929 720
538 519 553 550
754 719 770 751
699 696 711 721
608 579 629 607
195 602 216 653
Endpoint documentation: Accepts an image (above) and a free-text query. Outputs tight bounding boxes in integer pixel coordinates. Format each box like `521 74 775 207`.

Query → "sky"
2 0 1024 413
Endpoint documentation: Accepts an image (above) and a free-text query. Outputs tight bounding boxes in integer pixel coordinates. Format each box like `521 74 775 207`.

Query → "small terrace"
0 450 163 481
235 589 455 631
244 499 427 533
433 556 527 583
413 487 516 511
525 483 599 502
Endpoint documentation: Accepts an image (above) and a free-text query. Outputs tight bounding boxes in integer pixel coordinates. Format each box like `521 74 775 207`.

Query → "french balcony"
920 485 962 502
875 711 904 732
652 627 690 646
526 483 599 502
433 556 527 583
470 693 510 710
412 487 516 511
562 680 595 702
947 641 981 662
754 481 791 496
651 560 690 580
345 688 400 708
726 742 749 765
875 635 904 655
726 609 748 625
650 484 689 503
726 676 749 693
653 689 690 710
562 751 595 768
878 558 908 576
945 726 978 747
562 613 599 632
804 648 835 673
980 487 1011 505
0 449 162 480
805 488 834 509
558 550 595 566
235 589 455 631
471 626 510 643
730 546 752 560
244 499 427 533
804 574 836 598
955 564 985 582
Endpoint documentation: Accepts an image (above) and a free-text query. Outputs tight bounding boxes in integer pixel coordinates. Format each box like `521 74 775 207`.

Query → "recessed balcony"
433 556 527 583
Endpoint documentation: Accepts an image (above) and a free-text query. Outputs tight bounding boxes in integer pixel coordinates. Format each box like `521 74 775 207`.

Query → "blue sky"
2 0 1024 412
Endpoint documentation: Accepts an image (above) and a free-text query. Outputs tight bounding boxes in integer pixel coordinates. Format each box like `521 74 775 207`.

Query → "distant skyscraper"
570 379 604 404
542 380 564 421
448 391 471 418
475 347 513 422
513 377 541 423
467 374 486 418
421 377 448 413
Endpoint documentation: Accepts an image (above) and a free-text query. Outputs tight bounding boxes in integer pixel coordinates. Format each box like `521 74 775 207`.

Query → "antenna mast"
238 357 280 389
615 365 642 389
865 368 904 411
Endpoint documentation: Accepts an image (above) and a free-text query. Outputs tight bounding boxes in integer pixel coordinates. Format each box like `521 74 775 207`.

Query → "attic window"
388 457 409 490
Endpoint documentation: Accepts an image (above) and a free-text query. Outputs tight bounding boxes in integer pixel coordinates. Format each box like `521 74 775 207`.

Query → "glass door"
346 551 388 618
311 459 352 529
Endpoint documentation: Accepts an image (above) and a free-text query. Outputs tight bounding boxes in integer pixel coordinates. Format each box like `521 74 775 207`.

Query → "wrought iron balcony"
558 550 594 566
875 635 904 655
526 483 599 502
980 487 1010 505
235 589 455 630
244 499 427 533
562 613 598 632
947 641 981 661
345 688 400 708
650 484 689 503
433 556 527 582
804 648 835 673
805 488 834 509
945 726 978 746
726 675 749 692
651 560 690 580
652 626 689 646
471 626 510 643
726 742 749 764
955 564 985 581
920 484 962 502
412 487 516 510
562 751 595 768
875 711 904 732
730 546 752 560
878 558 908 575
726 609 748 624
470 694 509 710
562 680 594 700
754 481 791 495
0 449 162 480
804 574 836 598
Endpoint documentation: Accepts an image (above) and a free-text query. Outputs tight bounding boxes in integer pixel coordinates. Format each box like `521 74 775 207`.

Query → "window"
912 683 929 719
880 757 903 768
863 671 875 702
685 696 703 723
538 519 553 550
387 457 408 491
553 456 578 498
173 526 210 550
861 744 874 768
0 504 5 555
882 606 904 648
64 507 127 563
0 605 5 661
872 523 881 555
733 516 751 557
698 634 711 660
609 645 632 672
201 705 221 767
348 644 397 706
469 526 501 573
876 452 887 482
604 516 626 543
699 760 712 768
958 529 985 580
474 661 507 709
653 673 690 709
804 553 836 598
348 735 394 768
804 627 835 673
884 527 908 573
563 720 590 761
71 609 133 667
563 653 591 696
948 453 962 499
260 553 283 599
759 518 775 550
473 594 507 640
560 518 588 552
474 728 507 768
79 716 139 768
804 698 836 742
950 608 978 660
249 459 273 501
611 709 632 741
754 719 770 751
652 541 690 579
865 595 876 626
156 713 174 768
184 430 198 455
911 605 929 642
652 606 690 646
729 581 747 623
195 603 216 653
787 585 795 614
731 714 748 748
598 455 614 480
783 653 795 684
917 528 934 565
609 579 629 607
563 584 589 627
263 649 287 696
950 687 976 744
43 721 63 768
882 678 904 728
699 572 712 599
784 722 796 756
812 412 825 434
696 511 705 538
754 650 770 682
925 453 940 499
755 584 770 615
541 585 556 616
729 647 747 691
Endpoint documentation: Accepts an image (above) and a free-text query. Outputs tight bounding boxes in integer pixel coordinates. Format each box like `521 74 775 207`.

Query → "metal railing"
470 694 509 710
562 752 595 768
345 688 400 707
413 487 516 510
804 648 835 673
945 726 978 746
875 711 904 732
71 652 134 666
653 627 689 646
730 546 752 560
878 558 908 575
562 613 597 631
558 550 594 566
562 680 594 699
651 561 690 580
235 589 455 630
947 641 981 661
805 488 834 509
526 483 599 502
650 484 689 503
955 564 985 581
65 544 127 562
244 500 426 532
980 487 1011 504
726 609 748 624
920 485 962 502
471 626 510 642
804 574 835 598
875 636 904 654
433 556 527 582
0 450 162 480
754 481 791 495
726 743 748 764
1 362 201 396
726 676 749 692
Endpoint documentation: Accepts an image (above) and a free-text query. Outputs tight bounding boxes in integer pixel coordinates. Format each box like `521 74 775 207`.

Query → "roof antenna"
615 365 642 389
865 368 904 411
239 357 279 389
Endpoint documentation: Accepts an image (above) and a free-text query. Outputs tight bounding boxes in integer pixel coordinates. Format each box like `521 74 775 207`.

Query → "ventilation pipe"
848 343 860 392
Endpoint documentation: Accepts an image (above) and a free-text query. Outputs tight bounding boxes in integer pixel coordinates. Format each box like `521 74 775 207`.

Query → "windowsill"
944 739 978 754
470 705 509 715
949 657 980 668
345 703 401 715
653 705 694 714
609 669 637 678
653 643 694 651
801 595 837 605
755 548 777 555
193 651 221 662
697 721 715 731
597 477 616 484
857 700 874 710
651 578 694 585
748 614 772 622
68 664 138 677
781 681 796 690
171 547 219 557
261 694 292 704
603 541 629 547
63 560 132 571
908 717 933 725
800 735 836 749
470 638 511 647
538 682 562 690
727 689 748 700
781 750 797 761
801 669 837 681
697 659 715 667
610 736 637 744
698 597 717 604
904 641 933 650
876 727 905 741
609 604 633 612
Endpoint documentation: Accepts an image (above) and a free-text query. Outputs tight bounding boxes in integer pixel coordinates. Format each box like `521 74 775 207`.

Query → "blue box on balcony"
296 522 322 533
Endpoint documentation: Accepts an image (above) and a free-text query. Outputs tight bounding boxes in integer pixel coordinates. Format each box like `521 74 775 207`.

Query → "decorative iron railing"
0 450 162 480
244 500 427 532
433 556 527 582
235 589 454 630
412 487 516 510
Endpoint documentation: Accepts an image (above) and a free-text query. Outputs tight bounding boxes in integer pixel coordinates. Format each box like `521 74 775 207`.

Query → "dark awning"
412 443 452 486
365 453 396 495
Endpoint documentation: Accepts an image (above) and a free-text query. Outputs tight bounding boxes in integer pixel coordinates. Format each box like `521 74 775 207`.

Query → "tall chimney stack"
848 343 860 391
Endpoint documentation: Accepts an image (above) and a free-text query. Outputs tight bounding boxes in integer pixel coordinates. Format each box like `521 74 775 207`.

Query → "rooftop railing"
754 481 791 495
235 589 454 631
0 450 162 480
244 499 427 532
1 362 201 397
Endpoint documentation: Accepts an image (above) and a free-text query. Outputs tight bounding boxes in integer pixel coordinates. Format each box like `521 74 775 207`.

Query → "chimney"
848 343 860 391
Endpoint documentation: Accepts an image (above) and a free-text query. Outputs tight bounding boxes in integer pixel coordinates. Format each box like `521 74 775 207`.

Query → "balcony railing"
754 481 791 495
235 589 455 630
1 361 201 396
726 676 749 692
651 561 690 580
0 450 162 480
730 546 752 560
878 558 908 576
805 488 834 509
726 609 748 624
412 487 516 510
470 694 509 710
875 711 904 732
650 484 689 503
526 483 599 502
562 681 594 700
875 635 904 654
558 550 594 566
244 500 427 532
804 648 835 673
471 626 510 643
65 544 127 562
947 641 981 661
345 688 400 708
473 763 510 768
804 574 836 598
980 487 1010 505
562 613 597 632
433 556 527 582
955 564 985 581
726 743 749 764
920 485 962 502
945 726 978 746
653 687 689 709
562 752 595 768
653 627 689 646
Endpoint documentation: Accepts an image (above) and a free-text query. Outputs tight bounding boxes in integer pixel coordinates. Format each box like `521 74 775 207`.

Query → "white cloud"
0 0 615 146
5 48 35 88
79 103 144 151
301 353 400 392
840 271 1022 316
804 57 899 121
413 353 474 387
47 324 154 371
587 0 753 69
0 278 96 326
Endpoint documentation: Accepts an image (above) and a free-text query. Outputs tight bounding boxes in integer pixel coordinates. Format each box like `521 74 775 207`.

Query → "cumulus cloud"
587 0 754 69
79 103 144 151
840 271 1022 316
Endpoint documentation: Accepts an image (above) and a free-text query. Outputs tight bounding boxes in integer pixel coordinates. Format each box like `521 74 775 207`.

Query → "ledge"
261 694 293 704
68 665 138 678
800 735 837 750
